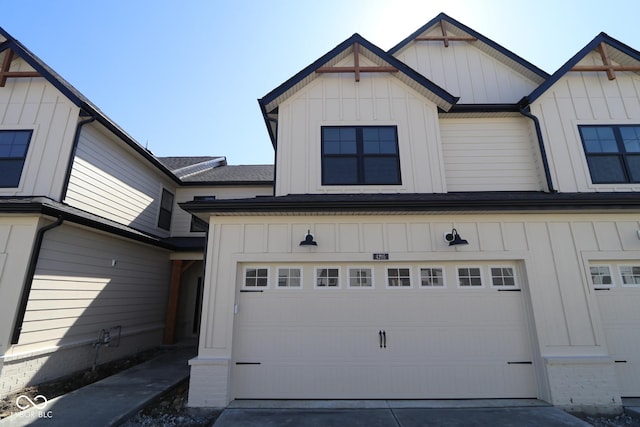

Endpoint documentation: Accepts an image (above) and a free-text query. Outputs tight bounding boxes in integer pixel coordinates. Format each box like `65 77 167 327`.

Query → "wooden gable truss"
570 41 640 80
316 42 399 82
0 47 41 87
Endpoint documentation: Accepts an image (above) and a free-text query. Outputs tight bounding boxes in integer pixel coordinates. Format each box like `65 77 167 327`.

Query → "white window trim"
347 266 375 289
456 266 484 288
314 266 341 289
488 265 519 288
385 266 412 289
418 266 446 288
618 264 640 287
589 264 615 288
243 266 270 289
276 266 303 289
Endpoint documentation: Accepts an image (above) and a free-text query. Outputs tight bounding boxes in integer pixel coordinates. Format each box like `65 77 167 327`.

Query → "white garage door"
232 262 537 399
591 263 640 396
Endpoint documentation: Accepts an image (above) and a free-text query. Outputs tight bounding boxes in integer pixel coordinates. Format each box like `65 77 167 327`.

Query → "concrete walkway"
0 347 194 427
214 400 592 427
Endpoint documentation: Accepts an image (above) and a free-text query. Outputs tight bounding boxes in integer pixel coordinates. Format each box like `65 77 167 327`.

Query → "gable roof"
526 32 640 104
0 27 182 184
389 13 549 85
259 33 459 147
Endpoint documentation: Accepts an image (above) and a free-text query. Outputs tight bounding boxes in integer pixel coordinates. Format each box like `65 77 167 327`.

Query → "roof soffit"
259 34 458 134
527 33 640 103
389 13 549 86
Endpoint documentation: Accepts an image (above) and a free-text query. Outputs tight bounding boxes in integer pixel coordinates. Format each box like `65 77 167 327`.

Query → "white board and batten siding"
275 72 446 196
0 217 41 355
0 56 80 199
65 124 176 236
393 37 540 104
190 213 640 406
11 223 171 354
531 51 640 192
440 117 546 191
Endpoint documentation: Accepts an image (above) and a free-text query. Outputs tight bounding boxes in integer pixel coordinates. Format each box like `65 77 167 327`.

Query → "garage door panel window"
490 267 517 288
419 267 445 287
316 267 340 288
277 267 302 288
244 267 269 288
387 268 411 288
458 267 483 287
619 265 640 287
348 268 373 288
590 265 614 287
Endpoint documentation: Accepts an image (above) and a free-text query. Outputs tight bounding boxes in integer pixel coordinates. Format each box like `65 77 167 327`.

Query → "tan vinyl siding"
440 117 544 191
0 56 79 199
12 224 170 353
394 38 539 104
65 125 175 235
532 51 640 192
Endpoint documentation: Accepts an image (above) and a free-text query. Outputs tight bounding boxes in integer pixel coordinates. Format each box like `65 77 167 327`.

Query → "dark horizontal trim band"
614 360 627 363
240 289 264 293
497 289 521 292
235 362 261 365
507 361 533 365
593 288 611 291
181 192 640 215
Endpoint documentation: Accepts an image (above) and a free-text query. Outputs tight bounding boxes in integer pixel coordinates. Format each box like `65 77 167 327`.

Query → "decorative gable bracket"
316 43 398 82
570 42 640 80
0 48 41 87
414 19 477 47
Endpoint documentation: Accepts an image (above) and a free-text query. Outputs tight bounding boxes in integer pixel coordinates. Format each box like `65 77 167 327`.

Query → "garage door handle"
379 330 383 348
383 330 387 348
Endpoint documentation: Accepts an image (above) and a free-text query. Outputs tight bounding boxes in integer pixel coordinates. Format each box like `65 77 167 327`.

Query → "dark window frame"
321 125 401 186
0 129 33 188
579 125 640 184
158 188 174 231
190 196 215 232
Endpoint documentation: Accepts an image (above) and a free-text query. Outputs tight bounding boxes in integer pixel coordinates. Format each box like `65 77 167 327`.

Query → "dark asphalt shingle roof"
181 165 274 184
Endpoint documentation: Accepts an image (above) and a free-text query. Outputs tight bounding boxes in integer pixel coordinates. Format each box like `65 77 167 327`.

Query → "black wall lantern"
299 230 317 246
445 228 468 246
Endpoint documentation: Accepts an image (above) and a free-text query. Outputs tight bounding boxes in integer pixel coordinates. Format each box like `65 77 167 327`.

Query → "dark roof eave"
528 32 640 104
0 199 183 250
0 29 182 185
180 193 640 214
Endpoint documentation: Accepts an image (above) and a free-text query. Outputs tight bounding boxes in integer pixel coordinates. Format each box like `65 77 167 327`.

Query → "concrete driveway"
212 401 591 427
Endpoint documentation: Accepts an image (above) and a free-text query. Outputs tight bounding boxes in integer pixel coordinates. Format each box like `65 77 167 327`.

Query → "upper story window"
579 125 640 184
321 126 401 185
190 196 215 232
0 130 33 188
158 188 174 231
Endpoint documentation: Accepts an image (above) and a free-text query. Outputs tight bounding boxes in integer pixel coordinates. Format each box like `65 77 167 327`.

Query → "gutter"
519 105 557 193
11 216 64 344
60 115 96 201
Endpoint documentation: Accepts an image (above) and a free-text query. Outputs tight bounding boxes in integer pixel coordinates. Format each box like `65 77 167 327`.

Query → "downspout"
60 115 96 201
519 106 557 193
11 215 64 344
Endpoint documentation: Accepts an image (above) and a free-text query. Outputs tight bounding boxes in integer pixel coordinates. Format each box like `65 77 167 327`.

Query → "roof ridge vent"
174 157 226 179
